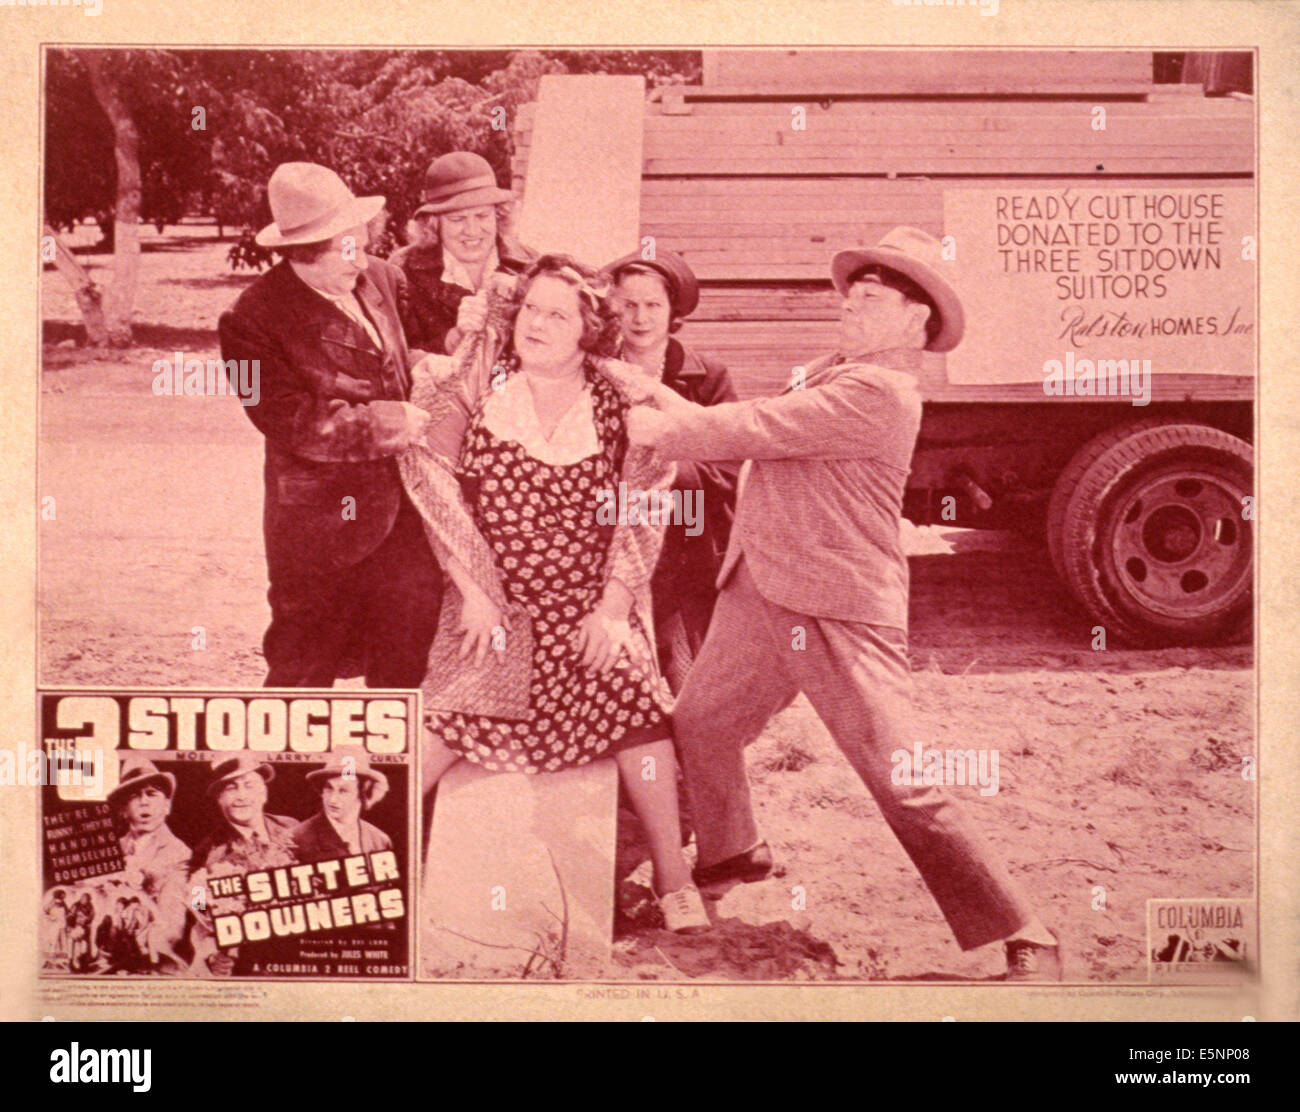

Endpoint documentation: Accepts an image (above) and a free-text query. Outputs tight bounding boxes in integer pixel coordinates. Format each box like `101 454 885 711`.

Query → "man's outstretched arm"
630 368 916 462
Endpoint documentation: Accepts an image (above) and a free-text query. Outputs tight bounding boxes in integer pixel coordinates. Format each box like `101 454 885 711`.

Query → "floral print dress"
428 364 672 773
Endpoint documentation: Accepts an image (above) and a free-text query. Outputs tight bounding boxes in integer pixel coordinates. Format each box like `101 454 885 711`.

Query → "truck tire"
1049 421 1253 646
1046 417 1171 584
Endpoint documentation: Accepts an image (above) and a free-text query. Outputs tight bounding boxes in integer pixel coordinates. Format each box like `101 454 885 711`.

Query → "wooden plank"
641 175 1247 196
642 113 1248 134
642 205 945 222
421 758 619 978
643 222 938 241
676 319 1254 403
643 133 1250 154
666 97 1252 117
692 286 843 321
701 50 1154 94
515 74 645 266
519 124 1249 156
644 231 920 253
644 156 1253 175
682 81 1171 98
644 139 1253 161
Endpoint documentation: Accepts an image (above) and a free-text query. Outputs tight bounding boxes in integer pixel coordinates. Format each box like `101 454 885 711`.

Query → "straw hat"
830 226 965 353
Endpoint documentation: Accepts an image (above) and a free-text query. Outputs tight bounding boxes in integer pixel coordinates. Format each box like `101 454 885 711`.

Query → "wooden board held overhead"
515 74 646 269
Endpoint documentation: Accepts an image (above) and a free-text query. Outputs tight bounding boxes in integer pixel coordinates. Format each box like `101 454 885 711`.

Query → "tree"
42 48 703 341
44 49 214 345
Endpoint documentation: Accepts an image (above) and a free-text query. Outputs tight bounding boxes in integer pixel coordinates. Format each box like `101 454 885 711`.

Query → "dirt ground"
38 233 1254 982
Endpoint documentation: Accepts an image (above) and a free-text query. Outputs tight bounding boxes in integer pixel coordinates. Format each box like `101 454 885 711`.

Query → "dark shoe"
1005 929 1063 981
692 842 780 888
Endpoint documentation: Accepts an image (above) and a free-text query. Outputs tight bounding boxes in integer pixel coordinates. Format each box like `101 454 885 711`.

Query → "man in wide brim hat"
204 753 275 798
828 225 965 353
107 754 177 809
623 225 1063 981
292 748 393 862
105 754 191 972
219 162 444 691
253 161 387 249
303 748 389 801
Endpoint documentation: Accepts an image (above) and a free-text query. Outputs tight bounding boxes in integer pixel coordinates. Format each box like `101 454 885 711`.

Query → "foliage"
44 48 702 269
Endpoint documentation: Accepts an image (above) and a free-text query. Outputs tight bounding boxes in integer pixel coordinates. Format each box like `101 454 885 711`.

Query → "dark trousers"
263 495 443 688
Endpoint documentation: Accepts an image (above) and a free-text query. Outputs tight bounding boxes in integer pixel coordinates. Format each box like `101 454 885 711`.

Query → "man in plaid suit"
626 227 1062 979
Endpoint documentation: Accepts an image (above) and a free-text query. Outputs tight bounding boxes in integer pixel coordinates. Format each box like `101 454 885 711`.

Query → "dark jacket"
289 811 393 863
650 337 741 676
391 239 536 356
218 258 421 579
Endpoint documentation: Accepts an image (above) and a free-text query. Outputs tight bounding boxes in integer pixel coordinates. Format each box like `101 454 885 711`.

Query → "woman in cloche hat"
391 150 536 356
600 246 740 692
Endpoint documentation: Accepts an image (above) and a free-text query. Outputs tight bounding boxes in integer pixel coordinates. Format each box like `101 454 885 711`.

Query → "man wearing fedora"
106 754 192 972
392 150 536 357
291 748 394 862
219 162 443 690
626 227 1063 980
190 754 298 975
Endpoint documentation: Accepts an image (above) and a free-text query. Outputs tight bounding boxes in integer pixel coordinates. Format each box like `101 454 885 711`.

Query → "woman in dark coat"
391 151 536 356
602 249 740 691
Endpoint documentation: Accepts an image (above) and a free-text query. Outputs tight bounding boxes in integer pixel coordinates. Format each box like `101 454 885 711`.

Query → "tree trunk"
97 212 115 252
42 224 110 346
83 53 141 348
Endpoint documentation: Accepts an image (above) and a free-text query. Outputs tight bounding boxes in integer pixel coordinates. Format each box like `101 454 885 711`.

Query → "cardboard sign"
943 186 1256 385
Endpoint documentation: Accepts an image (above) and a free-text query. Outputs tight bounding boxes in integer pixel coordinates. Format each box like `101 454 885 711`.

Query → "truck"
511 49 1255 646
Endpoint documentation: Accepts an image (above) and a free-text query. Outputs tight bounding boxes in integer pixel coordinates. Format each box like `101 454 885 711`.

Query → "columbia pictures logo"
1146 899 1253 981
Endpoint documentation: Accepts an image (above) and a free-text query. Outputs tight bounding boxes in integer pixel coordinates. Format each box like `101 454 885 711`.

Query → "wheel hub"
1111 471 1251 619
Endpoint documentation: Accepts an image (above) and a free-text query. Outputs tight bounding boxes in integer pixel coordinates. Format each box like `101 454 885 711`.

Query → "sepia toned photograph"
34 42 1257 992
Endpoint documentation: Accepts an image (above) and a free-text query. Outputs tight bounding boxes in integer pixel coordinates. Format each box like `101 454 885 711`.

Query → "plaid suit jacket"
650 348 923 630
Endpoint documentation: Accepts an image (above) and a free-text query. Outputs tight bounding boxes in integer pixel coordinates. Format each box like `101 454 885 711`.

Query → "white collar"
482 371 599 466
442 243 500 292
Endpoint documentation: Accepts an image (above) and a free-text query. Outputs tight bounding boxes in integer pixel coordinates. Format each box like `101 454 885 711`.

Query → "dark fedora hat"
601 247 700 319
107 755 176 809
205 753 274 798
305 747 389 797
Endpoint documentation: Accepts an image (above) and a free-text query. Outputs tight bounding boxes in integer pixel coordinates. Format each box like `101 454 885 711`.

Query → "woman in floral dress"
400 254 709 932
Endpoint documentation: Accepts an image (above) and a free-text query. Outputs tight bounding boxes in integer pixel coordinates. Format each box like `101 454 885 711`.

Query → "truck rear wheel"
1048 421 1253 646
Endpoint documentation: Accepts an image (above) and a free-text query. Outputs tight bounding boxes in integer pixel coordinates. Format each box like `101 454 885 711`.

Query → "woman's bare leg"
615 739 693 894
422 724 463 797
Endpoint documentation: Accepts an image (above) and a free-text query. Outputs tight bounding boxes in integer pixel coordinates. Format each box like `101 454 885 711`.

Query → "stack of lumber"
511 51 1253 399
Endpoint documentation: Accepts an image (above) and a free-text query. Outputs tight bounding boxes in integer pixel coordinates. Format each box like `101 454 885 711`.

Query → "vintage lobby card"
1 2 1298 1024
35 690 417 981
